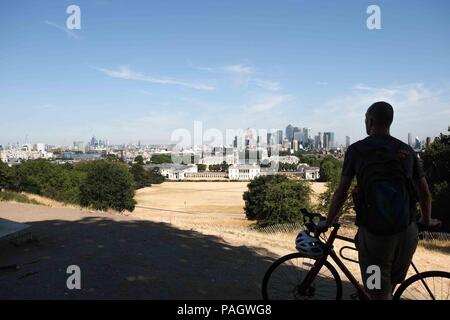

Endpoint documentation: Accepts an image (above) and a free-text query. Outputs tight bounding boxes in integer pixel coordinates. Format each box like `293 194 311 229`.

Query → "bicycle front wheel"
393 271 450 300
262 252 342 300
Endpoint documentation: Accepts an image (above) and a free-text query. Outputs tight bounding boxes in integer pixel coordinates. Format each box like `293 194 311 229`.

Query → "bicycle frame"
298 223 371 300
298 222 437 300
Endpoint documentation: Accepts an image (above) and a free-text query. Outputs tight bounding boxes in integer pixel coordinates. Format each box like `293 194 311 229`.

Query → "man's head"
365 101 394 135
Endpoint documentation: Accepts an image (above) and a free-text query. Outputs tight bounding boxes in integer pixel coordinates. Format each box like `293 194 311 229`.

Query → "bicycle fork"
297 255 329 296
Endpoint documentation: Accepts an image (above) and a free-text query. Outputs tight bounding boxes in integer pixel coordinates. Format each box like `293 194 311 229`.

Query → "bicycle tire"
262 252 343 300
393 271 450 300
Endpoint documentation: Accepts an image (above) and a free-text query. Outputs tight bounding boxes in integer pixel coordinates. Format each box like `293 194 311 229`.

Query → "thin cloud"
188 62 281 91
95 65 216 91
315 81 329 86
44 20 81 40
188 63 214 72
253 79 281 91
223 64 254 75
224 64 283 91
244 94 293 113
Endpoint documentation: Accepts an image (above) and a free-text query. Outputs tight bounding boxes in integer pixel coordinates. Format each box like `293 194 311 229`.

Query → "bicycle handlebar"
417 221 442 233
300 208 327 238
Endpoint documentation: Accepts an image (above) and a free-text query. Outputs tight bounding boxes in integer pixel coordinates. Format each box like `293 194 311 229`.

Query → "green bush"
0 160 9 188
147 168 165 184
243 175 311 226
79 161 136 212
422 127 450 230
316 155 354 215
134 155 144 165
7 159 85 204
150 154 173 164
319 156 342 182
2 159 137 212
130 163 151 189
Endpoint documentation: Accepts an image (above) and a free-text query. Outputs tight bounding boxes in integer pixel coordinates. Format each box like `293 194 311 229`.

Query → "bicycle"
262 208 450 300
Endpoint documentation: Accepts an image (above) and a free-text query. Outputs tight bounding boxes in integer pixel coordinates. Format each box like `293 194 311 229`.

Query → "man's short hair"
367 101 394 128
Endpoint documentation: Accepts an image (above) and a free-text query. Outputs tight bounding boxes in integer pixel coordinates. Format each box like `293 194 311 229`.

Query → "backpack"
355 145 415 235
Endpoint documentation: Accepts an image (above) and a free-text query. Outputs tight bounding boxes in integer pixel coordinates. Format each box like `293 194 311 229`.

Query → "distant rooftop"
144 163 196 170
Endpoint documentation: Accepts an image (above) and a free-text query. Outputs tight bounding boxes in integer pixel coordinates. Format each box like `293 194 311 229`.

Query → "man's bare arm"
414 177 432 224
325 176 353 226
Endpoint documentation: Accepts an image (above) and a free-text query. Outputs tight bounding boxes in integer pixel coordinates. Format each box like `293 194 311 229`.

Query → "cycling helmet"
295 230 324 258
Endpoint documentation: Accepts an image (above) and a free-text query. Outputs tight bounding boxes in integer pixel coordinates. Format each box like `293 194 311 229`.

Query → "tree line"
0 156 165 213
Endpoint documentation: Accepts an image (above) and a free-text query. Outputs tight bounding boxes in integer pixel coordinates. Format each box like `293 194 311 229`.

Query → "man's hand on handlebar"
316 220 329 234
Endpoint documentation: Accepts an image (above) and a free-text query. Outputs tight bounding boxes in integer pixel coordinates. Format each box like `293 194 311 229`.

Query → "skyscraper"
318 132 323 149
286 125 294 142
408 133 412 146
323 132 335 150
415 136 421 149
302 128 312 143
276 130 283 144
345 136 351 148
266 133 272 146
293 131 303 143
293 127 300 141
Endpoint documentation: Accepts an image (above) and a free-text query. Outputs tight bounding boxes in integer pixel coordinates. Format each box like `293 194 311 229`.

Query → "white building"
145 163 198 180
297 163 320 180
228 164 261 180
304 167 320 180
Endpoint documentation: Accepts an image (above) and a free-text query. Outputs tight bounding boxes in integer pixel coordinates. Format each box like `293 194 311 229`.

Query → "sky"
1 0 450 146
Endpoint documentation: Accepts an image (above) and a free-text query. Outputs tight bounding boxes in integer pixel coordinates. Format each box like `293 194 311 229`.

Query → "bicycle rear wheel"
393 271 450 300
262 252 342 300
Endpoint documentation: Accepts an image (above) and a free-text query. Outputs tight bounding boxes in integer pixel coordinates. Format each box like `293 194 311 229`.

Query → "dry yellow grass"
132 182 450 283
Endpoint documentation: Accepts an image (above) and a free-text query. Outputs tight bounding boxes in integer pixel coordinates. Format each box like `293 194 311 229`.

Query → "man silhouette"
320 101 440 300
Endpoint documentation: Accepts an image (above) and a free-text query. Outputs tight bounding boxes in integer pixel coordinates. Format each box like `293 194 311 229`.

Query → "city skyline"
1 1 450 145
0 125 437 150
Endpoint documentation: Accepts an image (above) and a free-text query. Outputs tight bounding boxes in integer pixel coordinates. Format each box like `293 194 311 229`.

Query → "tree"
316 155 354 215
422 127 450 230
79 161 136 212
150 154 172 164
319 156 342 182
197 164 207 172
220 161 229 172
130 162 151 189
243 175 311 226
0 160 9 189
103 153 121 162
134 155 144 165
148 168 165 184
244 175 287 220
7 159 85 204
